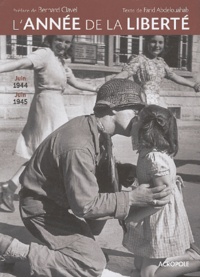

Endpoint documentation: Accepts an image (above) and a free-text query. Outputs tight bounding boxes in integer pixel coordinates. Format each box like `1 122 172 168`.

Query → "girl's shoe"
0 234 13 261
0 181 16 212
0 234 29 263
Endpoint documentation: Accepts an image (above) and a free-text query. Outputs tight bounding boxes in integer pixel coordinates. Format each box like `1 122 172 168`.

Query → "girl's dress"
15 48 70 159
123 148 194 258
122 54 174 106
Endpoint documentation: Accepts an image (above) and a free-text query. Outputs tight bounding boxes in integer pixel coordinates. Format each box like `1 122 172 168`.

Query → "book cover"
0 0 200 276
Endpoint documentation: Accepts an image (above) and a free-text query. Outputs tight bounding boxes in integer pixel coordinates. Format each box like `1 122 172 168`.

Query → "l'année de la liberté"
13 15 190 31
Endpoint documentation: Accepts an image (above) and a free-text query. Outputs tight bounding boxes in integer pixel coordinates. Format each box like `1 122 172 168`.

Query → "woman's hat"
94 79 145 111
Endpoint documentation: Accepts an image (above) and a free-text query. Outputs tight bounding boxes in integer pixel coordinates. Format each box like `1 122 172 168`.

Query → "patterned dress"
122 54 174 106
123 148 194 258
14 48 71 159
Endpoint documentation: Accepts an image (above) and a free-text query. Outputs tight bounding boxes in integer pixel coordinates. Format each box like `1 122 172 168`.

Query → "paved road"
0 121 200 276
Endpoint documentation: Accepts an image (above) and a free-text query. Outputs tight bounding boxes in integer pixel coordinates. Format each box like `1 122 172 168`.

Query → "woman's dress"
122 54 174 106
15 48 69 159
123 149 194 258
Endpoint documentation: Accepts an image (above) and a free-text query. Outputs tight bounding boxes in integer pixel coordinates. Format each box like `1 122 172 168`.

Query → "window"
6 35 43 58
114 35 143 64
74 35 105 64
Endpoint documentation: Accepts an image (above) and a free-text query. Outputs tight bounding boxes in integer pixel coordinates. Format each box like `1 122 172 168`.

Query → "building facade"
0 35 200 121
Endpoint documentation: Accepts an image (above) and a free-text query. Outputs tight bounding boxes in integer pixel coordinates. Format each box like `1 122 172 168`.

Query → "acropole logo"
159 261 189 267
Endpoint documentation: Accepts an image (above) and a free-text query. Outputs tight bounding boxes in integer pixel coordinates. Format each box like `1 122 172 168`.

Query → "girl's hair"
143 35 169 57
138 105 178 156
42 35 75 59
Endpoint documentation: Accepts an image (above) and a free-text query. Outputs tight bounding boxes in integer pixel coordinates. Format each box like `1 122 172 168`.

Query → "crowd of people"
0 35 200 277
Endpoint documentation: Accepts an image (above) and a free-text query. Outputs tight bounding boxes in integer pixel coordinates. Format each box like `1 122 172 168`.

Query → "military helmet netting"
94 78 144 111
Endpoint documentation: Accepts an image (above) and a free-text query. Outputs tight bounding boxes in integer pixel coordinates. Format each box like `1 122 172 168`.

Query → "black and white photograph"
0 1 200 276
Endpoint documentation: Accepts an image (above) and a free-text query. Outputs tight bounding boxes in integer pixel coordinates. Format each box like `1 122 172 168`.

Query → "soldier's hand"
128 183 171 207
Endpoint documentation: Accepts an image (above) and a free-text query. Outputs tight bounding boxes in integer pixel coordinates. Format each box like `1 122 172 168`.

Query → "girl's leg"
140 258 163 277
141 252 200 277
0 164 27 212
134 255 143 271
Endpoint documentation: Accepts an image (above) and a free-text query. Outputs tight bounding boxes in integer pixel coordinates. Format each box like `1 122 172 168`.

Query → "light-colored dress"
122 54 174 106
123 148 194 258
15 48 70 159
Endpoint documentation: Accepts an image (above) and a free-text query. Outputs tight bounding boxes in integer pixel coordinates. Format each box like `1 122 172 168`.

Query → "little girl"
123 105 200 277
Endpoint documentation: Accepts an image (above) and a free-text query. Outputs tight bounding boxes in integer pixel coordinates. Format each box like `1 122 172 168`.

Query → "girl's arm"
125 174 172 225
168 72 197 90
66 68 97 92
114 70 129 79
114 55 139 79
0 58 33 73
